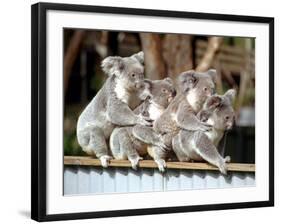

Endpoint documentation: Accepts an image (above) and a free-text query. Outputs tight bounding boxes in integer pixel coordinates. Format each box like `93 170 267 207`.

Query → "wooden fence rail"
64 156 255 172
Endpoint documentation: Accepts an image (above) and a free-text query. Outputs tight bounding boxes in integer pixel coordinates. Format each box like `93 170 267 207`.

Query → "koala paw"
199 122 213 132
155 137 169 150
155 159 167 172
137 115 152 126
224 156 231 163
100 155 112 168
218 162 228 175
129 156 143 170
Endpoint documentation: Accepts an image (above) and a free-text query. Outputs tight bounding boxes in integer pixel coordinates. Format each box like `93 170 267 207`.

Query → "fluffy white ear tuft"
204 95 222 109
101 56 124 76
177 70 196 93
131 51 144 65
164 77 173 84
207 69 217 83
224 89 236 103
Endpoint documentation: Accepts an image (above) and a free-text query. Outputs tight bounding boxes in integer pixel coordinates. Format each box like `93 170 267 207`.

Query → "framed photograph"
31 2 274 222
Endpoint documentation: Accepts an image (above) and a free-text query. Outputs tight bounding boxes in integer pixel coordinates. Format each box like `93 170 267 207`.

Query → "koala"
132 69 217 172
109 78 176 169
76 51 152 167
172 89 236 174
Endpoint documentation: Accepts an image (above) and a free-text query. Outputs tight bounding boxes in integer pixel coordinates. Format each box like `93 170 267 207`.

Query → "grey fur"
172 89 236 174
110 78 176 169
132 69 217 171
76 51 151 167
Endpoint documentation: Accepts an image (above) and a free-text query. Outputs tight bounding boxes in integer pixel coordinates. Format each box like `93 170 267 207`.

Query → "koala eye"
162 88 168 93
203 87 208 92
189 78 195 84
131 73 136 78
225 115 230 120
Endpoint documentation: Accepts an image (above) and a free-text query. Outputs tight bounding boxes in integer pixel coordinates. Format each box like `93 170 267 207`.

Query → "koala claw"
200 123 213 132
100 155 112 168
155 140 168 150
155 159 167 172
224 156 231 163
218 162 228 175
137 115 153 126
129 156 143 170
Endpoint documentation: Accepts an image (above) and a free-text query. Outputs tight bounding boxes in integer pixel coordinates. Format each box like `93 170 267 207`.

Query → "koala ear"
137 79 152 100
204 95 222 109
177 70 197 93
197 110 211 122
143 79 152 91
207 69 217 83
224 89 236 104
164 77 173 84
101 56 124 76
131 51 144 65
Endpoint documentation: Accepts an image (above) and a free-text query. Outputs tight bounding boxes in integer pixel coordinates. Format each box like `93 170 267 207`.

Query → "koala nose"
171 90 177 97
203 87 212 97
226 121 234 130
135 80 144 89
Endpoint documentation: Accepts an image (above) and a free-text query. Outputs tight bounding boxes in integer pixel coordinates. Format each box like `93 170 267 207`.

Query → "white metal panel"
153 170 164 191
90 168 103 193
64 167 78 195
115 168 128 193
205 172 220 189
165 169 180 191
77 168 90 194
102 168 116 193
128 169 141 193
64 166 256 195
245 173 255 186
179 170 193 190
192 171 206 189
141 169 154 192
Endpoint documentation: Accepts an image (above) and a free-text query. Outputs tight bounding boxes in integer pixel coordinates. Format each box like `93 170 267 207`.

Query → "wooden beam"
64 156 255 172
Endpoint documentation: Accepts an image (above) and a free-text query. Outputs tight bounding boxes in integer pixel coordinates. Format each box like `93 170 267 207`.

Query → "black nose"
172 90 177 97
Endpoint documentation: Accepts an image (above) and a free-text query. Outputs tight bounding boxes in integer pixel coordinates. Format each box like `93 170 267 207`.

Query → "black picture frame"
31 2 274 222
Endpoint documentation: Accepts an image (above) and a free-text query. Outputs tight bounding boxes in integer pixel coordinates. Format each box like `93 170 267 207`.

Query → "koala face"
178 69 217 112
146 78 177 108
135 78 176 106
204 89 236 131
101 51 145 91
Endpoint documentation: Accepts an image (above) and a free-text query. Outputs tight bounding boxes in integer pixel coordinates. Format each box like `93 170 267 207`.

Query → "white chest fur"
186 90 201 113
115 79 130 104
114 79 140 108
148 103 165 120
205 130 222 146
204 118 224 146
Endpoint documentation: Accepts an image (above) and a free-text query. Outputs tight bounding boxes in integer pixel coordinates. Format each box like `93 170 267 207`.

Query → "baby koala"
132 69 217 172
110 78 176 169
172 89 236 174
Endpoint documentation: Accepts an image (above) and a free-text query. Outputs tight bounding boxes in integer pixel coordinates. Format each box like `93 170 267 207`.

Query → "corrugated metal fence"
64 163 255 195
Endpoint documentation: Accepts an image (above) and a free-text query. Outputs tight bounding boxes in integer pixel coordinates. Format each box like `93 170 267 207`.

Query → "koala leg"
111 127 142 170
172 134 191 162
192 131 229 175
132 124 167 149
148 145 167 172
84 126 112 168
110 128 126 160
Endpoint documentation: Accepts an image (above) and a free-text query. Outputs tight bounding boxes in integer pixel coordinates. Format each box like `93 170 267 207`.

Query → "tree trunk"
139 33 166 80
162 34 193 79
64 30 86 94
196 37 223 72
